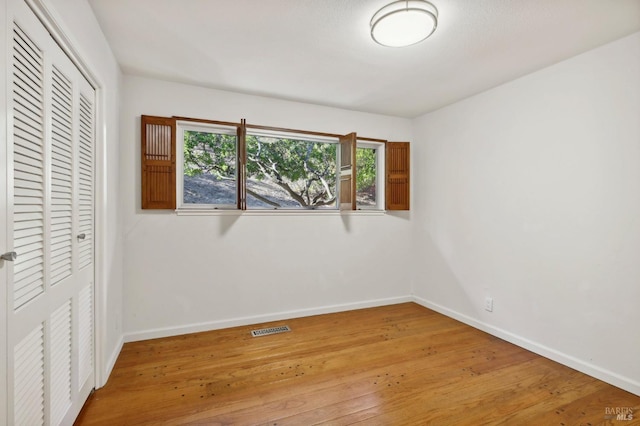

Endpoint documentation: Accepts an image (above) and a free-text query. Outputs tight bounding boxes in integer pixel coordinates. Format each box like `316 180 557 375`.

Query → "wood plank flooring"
75 303 640 425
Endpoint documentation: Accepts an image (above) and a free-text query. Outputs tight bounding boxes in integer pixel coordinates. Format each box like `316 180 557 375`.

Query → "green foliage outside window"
356 148 376 190
246 135 336 207
183 131 236 178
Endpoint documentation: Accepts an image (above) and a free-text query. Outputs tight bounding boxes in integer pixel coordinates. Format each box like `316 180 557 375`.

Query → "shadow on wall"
219 214 241 236
387 211 410 221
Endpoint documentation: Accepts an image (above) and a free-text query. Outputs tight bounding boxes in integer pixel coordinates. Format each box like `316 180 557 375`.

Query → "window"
356 143 385 210
176 123 238 209
246 132 338 209
141 115 410 211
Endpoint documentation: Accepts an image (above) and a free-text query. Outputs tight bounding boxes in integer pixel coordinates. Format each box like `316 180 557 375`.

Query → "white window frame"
176 122 386 213
176 121 239 210
356 141 386 211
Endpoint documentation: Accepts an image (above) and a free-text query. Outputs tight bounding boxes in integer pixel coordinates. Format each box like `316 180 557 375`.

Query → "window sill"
175 209 387 217
176 209 241 216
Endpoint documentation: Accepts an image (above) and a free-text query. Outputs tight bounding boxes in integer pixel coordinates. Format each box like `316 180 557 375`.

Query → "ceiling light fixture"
370 0 438 48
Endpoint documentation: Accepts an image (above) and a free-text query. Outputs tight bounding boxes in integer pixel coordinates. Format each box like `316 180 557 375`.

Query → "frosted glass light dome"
370 0 438 47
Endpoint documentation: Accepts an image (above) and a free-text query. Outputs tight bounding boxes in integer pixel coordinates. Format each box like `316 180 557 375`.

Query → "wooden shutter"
237 119 247 210
339 132 356 210
141 115 176 209
386 142 410 210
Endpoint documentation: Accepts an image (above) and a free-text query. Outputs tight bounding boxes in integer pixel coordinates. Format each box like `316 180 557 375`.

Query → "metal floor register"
250 325 291 337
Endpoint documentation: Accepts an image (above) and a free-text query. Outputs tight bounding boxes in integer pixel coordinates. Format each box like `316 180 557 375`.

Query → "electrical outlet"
484 297 493 312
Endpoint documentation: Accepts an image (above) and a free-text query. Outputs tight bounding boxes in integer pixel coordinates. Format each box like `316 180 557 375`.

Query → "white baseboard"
412 295 640 397
123 295 413 343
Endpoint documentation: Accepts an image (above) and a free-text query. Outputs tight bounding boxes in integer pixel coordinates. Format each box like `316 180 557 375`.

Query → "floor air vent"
251 325 291 337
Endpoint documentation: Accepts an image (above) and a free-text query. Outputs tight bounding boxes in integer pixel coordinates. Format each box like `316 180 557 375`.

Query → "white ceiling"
88 0 640 118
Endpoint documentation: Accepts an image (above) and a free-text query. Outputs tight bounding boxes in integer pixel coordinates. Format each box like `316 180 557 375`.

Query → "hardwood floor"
75 303 639 425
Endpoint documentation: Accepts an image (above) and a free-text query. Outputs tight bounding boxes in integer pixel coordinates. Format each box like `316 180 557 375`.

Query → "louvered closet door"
6 0 95 424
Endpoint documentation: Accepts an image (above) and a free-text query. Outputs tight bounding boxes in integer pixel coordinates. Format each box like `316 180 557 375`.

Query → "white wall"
43 0 124 385
412 32 640 395
120 76 414 341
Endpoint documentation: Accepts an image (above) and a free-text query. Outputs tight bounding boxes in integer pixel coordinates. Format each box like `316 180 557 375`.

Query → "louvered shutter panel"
12 22 45 309
78 284 94 388
339 132 356 210
50 301 72 425
14 324 45 426
50 65 74 285
142 115 176 209
78 93 94 269
386 142 410 210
